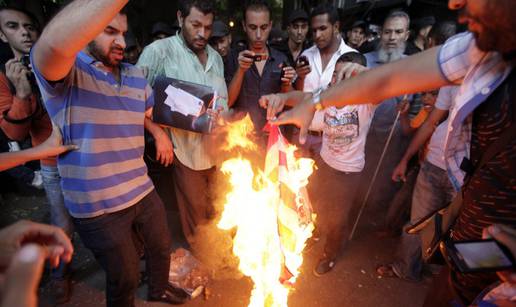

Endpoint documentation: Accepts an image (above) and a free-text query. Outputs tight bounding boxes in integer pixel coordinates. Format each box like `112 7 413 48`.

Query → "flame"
218 115 315 307
220 114 258 152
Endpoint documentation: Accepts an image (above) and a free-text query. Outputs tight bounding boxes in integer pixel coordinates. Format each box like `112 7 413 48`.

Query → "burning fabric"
217 116 315 307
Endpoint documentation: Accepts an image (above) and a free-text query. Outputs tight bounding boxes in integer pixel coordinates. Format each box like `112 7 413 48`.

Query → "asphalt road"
1 184 431 307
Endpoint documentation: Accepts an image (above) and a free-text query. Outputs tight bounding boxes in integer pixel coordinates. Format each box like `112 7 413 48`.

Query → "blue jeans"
73 190 171 307
41 164 73 279
392 160 456 281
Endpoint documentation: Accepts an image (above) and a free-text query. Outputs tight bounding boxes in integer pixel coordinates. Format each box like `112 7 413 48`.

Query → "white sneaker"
31 171 43 189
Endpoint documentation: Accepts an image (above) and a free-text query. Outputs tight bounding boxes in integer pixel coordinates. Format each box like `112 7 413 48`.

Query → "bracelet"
2 98 40 124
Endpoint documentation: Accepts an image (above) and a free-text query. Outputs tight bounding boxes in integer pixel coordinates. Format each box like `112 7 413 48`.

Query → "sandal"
376 264 398 278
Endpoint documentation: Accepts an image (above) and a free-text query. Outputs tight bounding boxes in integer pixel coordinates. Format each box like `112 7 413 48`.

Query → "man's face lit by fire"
243 9 272 52
178 6 213 54
449 0 516 54
311 13 339 51
87 14 127 68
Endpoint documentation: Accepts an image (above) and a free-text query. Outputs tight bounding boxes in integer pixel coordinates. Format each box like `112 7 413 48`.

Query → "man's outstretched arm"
33 0 128 81
272 47 452 144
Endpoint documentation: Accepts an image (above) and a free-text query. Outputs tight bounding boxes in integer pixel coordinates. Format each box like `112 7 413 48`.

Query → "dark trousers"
172 159 215 242
309 157 362 259
73 190 171 307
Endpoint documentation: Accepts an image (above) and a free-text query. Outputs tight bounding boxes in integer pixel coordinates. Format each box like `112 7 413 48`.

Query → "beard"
377 41 406 63
182 27 207 53
87 41 123 68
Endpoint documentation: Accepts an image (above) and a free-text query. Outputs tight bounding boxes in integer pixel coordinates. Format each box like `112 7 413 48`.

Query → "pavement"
0 180 432 307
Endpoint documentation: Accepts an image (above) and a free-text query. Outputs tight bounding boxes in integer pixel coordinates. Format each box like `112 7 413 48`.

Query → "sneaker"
313 257 336 277
31 170 43 189
50 276 71 304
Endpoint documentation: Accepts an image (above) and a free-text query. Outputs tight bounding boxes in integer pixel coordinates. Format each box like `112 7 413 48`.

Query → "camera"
244 53 267 62
20 54 31 69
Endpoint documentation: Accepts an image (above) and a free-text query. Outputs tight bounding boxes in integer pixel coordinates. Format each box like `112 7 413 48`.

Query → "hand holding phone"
295 55 311 80
280 62 295 85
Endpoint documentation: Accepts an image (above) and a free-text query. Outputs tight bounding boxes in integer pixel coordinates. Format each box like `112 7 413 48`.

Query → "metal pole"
349 96 407 240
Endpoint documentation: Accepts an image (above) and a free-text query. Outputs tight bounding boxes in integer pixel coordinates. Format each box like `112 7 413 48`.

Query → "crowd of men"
0 0 514 307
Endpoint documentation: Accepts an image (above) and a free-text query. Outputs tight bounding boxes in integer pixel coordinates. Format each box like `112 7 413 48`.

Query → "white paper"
164 85 204 117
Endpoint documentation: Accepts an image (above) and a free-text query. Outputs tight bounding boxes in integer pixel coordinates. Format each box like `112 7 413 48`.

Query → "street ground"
0 176 432 307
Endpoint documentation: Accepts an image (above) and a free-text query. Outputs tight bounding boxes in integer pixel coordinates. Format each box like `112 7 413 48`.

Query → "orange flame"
218 116 315 307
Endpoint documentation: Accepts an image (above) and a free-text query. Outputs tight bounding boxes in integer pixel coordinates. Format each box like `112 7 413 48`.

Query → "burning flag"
218 117 315 307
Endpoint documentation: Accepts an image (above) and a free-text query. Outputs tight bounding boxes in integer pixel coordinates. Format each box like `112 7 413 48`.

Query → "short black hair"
310 3 339 25
428 21 457 45
242 0 271 22
178 0 215 19
337 51 367 66
0 6 40 32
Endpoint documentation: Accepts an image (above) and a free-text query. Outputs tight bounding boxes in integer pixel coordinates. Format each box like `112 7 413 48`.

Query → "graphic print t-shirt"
313 104 376 172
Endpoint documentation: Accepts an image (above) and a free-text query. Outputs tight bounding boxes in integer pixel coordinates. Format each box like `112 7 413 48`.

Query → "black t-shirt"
224 45 289 133
451 68 516 303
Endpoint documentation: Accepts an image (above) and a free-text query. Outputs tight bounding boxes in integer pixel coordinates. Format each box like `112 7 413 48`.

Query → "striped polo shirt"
31 50 155 218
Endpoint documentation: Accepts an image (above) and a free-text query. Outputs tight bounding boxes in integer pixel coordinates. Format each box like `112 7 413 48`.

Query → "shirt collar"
78 50 129 72
177 32 215 71
78 51 96 64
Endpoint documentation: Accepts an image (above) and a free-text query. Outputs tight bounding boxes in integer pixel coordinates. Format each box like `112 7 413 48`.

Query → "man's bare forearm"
34 0 128 81
144 117 164 138
0 147 46 172
321 47 449 108
227 69 245 107
280 91 311 107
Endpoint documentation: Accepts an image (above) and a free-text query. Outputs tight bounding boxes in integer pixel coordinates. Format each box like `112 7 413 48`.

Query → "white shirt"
301 39 356 93
425 86 458 170
311 104 376 172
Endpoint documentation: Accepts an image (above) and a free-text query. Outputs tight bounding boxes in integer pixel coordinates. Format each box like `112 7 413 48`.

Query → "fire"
218 115 315 307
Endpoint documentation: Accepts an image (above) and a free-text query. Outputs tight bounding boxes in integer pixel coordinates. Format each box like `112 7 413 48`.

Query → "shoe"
376 264 398 278
313 257 336 277
50 276 71 304
31 170 44 189
148 283 189 305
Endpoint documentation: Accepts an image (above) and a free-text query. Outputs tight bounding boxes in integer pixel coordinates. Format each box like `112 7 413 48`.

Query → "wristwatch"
311 87 324 111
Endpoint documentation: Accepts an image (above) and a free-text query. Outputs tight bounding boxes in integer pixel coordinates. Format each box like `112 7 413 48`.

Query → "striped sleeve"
437 32 484 84
144 83 154 110
30 44 75 100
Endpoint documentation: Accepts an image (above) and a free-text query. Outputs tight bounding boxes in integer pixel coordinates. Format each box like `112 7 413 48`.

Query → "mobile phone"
20 54 31 67
441 239 516 273
280 61 289 80
244 53 267 62
296 55 309 67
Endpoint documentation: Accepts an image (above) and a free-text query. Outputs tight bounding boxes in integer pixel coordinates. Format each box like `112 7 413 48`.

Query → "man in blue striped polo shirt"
31 1 182 306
